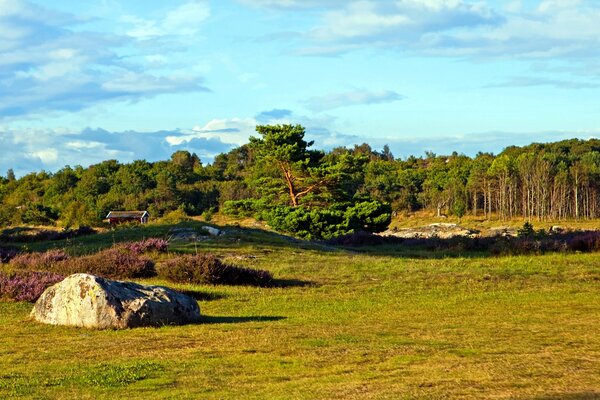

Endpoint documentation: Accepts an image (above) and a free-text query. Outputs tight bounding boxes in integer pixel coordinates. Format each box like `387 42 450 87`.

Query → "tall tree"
249 124 321 207
6 169 15 182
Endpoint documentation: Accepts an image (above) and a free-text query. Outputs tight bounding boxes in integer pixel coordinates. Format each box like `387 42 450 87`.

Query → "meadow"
0 222 599 399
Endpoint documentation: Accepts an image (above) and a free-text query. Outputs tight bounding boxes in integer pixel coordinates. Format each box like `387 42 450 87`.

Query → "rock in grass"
201 226 224 236
30 273 200 329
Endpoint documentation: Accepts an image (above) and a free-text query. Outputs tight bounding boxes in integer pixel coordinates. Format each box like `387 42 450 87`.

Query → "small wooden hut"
105 211 149 225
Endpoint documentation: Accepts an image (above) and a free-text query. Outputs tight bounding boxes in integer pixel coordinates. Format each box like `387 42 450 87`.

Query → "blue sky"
2 0 600 175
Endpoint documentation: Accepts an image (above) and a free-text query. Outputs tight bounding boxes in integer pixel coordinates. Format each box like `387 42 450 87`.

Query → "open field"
1 223 599 399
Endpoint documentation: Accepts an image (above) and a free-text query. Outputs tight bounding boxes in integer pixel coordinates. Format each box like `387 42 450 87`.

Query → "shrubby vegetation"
158 254 273 287
118 238 169 254
11 249 70 271
4 239 272 289
0 246 18 263
60 248 156 279
3 124 600 238
0 271 64 302
327 225 600 256
10 247 155 279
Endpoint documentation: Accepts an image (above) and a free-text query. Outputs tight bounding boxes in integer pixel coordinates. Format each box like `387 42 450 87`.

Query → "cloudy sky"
2 0 600 175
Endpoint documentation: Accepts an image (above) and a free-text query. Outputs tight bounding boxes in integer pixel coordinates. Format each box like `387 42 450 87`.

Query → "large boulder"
31 273 201 329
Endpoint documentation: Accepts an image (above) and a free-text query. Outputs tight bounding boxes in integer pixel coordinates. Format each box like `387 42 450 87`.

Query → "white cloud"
237 0 347 9
125 1 210 38
245 0 600 61
178 118 259 145
305 90 403 112
0 0 210 119
485 76 600 90
0 126 238 176
313 2 411 40
30 149 59 164
537 0 582 13
302 0 502 46
101 73 206 94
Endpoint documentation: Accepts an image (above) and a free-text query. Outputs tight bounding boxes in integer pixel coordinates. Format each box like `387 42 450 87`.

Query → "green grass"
1 224 599 399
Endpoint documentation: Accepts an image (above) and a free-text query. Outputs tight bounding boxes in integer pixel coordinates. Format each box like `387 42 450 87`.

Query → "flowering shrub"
8 245 155 279
0 247 18 263
10 249 70 270
57 247 155 279
158 254 273 287
0 271 64 302
118 238 168 254
567 231 600 252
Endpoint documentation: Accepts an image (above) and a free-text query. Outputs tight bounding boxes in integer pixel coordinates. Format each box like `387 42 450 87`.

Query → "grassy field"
1 223 599 399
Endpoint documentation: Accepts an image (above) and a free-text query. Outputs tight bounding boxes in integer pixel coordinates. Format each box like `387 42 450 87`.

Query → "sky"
2 0 600 176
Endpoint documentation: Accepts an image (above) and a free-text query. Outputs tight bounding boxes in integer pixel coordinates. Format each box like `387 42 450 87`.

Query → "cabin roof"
106 211 149 219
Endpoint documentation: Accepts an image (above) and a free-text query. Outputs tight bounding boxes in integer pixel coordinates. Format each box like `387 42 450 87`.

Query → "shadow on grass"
527 393 600 400
270 278 315 288
177 289 226 302
200 315 285 324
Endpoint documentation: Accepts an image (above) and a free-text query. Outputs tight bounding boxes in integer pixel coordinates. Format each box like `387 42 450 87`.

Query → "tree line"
1 125 600 236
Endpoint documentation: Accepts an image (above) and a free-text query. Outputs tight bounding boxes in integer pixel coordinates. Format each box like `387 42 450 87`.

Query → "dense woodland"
2 125 600 238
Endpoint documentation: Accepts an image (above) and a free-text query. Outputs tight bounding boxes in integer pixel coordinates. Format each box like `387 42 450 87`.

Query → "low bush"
158 254 273 287
265 201 391 240
0 247 18 263
159 208 190 224
118 238 168 254
10 249 70 270
517 222 536 238
0 271 64 302
328 229 600 256
10 246 155 279
567 231 600 252
57 248 156 279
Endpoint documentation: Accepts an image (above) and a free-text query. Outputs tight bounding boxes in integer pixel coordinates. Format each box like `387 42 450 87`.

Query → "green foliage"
345 201 392 232
264 206 346 240
264 201 391 240
222 199 267 218
451 197 467 219
4 133 600 232
518 222 536 238
159 206 190 224
202 207 215 222
6 169 15 182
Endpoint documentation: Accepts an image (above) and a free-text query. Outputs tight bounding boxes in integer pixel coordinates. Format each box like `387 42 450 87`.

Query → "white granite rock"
31 273 200 329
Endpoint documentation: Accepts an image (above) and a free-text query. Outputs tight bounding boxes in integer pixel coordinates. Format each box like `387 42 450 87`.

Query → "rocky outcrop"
379 223 479 239
488 226 517 237
31 274 201 329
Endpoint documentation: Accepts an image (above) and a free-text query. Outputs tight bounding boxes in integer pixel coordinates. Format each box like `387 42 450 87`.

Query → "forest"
2 124 600 239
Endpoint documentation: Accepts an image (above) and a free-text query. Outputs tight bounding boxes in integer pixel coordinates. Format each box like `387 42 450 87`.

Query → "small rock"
31 274 201 329
202 226 223 236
